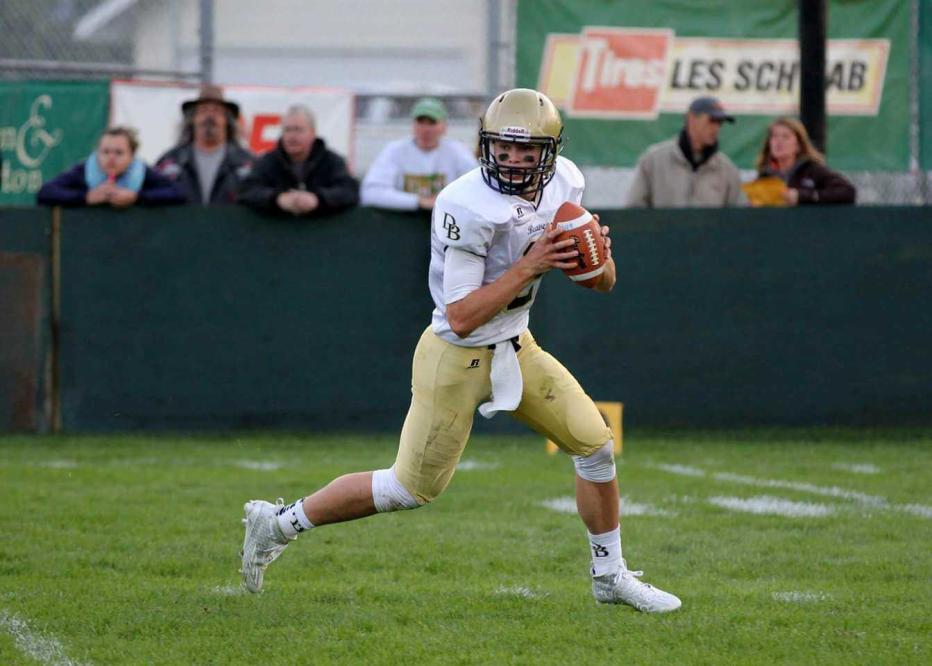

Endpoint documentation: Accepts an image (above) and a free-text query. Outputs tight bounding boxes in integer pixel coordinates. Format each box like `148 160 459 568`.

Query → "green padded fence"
0 207 53 431
2 204 930 432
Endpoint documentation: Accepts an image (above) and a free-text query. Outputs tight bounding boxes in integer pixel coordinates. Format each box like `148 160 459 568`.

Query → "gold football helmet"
479 88 563 198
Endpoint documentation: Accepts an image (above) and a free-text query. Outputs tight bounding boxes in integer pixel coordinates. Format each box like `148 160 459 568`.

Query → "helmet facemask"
479 128 562 199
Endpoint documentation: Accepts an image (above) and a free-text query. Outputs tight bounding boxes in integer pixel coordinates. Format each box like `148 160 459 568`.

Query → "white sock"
588 526 622 577
276 497 315 538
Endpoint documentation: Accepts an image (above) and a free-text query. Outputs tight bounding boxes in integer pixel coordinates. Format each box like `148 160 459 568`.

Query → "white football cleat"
592 561 682 613
240 498 294 593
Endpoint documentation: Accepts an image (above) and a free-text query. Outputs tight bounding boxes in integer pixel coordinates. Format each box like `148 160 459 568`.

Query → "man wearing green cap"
361 97 477 211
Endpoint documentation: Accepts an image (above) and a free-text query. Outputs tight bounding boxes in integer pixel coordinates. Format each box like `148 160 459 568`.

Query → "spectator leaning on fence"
237 104 359 217
360 97 477 212
742 116 856 206
36 126 184 208
155 85 254 205
626 96 746 208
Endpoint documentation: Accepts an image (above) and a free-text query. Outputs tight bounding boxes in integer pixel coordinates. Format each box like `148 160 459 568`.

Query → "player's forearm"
593 258 616 293
446 263 538 338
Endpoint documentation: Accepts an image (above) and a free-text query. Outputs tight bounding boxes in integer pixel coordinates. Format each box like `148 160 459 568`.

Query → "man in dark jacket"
155 85 254 205
237 104 359 217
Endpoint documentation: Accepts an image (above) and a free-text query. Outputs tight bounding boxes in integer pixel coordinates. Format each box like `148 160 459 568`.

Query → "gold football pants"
394 327 612 504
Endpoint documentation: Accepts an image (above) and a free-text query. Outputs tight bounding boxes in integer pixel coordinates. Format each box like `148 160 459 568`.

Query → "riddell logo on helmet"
500 126 531 141
549 28 673 119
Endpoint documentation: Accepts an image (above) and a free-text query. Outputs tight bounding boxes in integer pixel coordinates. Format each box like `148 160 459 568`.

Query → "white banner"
109 81 355 167
538 30 889 119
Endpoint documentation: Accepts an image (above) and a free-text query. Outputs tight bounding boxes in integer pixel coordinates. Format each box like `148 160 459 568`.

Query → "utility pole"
799 0 827 152
199 0 215 83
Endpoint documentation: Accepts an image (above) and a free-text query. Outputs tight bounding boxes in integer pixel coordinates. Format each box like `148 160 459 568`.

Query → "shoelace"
618 568 660 592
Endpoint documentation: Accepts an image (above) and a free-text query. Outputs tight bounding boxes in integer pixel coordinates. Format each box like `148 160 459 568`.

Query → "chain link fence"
0 0 201 81
0 0 927 204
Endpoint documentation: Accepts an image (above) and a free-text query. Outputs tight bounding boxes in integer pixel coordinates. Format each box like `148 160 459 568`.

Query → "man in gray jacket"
626 96 746 208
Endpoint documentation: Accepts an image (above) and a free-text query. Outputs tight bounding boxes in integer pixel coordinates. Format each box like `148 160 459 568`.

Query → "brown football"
550 201 606 289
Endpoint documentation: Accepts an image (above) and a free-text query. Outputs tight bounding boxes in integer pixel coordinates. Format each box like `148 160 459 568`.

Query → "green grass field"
1 429 929 665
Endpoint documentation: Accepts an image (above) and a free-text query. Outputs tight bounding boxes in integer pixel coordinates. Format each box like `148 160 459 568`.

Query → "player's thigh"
512 331 611 456
395 328 492 503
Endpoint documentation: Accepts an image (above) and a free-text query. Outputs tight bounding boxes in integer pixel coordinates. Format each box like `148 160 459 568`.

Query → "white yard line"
711 472 886 506
653 464 932 519
494 585 548 599
831 463 881 475
0 610 90 666
456 459 500 471
898 503 932 519
232 460 283 471
539 496 675 517
772 591 830 603
38 460 79 469
539 497 577 514
652 463 706 477
708 495 834 517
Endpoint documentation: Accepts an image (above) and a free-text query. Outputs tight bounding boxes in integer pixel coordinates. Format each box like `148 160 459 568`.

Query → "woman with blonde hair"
747 117 855 206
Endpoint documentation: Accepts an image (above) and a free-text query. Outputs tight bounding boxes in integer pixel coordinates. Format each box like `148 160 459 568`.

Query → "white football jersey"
429 156 585 347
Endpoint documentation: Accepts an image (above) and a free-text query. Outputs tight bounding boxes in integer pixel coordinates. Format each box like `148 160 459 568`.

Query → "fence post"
199 0 215 83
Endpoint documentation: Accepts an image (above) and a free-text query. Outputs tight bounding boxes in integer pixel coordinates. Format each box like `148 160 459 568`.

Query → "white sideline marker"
0 609 90 666
708 495 834 517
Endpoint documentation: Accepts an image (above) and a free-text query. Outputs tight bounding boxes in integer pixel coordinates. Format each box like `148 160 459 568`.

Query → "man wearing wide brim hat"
626 95 746 208
181 84 241 119
155 84 254 205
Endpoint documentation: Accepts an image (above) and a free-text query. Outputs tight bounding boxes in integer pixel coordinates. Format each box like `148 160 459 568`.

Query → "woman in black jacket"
750 116 856 206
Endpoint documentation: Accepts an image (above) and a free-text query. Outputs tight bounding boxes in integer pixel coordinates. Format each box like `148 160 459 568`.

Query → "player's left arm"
592 214 616 293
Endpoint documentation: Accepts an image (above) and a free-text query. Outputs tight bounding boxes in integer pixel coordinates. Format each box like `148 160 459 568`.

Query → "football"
550 201 606 288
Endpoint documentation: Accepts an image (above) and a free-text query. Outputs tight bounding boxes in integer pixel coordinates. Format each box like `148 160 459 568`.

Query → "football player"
241 88 681 613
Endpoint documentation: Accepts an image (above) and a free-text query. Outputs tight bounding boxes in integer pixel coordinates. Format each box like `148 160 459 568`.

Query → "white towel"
478 340 523 419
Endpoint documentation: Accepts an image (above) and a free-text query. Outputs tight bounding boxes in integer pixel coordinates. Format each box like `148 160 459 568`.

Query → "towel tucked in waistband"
478 337 523 419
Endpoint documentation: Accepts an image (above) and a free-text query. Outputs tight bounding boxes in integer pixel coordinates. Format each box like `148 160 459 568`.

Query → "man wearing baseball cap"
361 96 476 212
626 95 746 208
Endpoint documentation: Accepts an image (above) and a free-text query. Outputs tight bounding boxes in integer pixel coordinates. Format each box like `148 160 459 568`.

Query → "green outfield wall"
1 205 930 432
0 208 53 431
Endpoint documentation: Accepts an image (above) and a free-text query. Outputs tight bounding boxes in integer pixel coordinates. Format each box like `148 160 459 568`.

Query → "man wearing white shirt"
361 97 477 211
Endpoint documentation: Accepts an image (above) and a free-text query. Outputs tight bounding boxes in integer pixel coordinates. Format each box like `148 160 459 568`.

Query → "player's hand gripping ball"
550 201 607 289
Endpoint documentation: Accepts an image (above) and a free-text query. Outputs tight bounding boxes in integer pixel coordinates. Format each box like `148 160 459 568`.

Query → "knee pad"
573 440 616 483
372 466 420 513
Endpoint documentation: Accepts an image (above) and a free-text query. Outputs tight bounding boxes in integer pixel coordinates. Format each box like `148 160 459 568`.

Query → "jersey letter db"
442 213 461 241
